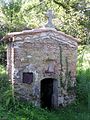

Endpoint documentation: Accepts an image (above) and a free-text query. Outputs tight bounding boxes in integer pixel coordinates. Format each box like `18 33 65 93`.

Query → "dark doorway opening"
40 78 58 109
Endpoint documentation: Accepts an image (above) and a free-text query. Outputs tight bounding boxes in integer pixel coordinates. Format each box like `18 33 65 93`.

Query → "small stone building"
3 11 78 109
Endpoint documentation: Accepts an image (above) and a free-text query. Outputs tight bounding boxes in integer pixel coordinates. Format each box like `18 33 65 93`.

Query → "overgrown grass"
0 45 90 120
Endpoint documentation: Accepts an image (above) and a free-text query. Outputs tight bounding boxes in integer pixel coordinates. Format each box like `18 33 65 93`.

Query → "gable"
2 28 78 48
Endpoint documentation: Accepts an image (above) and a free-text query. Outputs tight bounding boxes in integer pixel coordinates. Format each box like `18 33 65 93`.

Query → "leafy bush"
76 45 90 105
76 69 90 104
0 43 7 65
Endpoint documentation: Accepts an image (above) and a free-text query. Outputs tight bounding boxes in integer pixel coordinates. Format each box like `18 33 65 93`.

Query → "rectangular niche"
23 72 33 84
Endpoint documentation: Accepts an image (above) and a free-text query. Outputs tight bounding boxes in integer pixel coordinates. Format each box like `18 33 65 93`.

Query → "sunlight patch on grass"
83 51 90 69
77 45 90 71
0 65 7 75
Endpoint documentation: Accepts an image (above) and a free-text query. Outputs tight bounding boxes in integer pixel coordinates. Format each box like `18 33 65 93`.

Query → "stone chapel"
3 10 78 109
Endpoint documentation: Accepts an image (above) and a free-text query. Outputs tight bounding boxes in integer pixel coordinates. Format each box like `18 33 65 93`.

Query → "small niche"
23 72 33 84
45 59 56 73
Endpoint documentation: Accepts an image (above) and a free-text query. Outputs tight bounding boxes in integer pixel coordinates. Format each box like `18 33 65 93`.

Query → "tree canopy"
0 0 90 44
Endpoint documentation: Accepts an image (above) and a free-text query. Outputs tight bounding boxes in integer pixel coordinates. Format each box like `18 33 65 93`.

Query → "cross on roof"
45 9 55 28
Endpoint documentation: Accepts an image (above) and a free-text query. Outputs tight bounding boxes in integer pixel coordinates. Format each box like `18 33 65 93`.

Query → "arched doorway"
40 78 58 109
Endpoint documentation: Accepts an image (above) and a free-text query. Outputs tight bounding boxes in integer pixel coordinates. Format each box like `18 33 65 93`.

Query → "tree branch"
53 0 68 10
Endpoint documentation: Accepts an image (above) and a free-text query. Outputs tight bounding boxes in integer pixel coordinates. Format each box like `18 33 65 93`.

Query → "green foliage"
0 0 90 44
0 42 7 65
76 45 90 104
0 0 26 33
0 0 90 117
76 69 90 104
0 65 12 106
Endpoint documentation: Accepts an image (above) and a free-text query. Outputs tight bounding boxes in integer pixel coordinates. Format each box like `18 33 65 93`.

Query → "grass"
0 45 90 120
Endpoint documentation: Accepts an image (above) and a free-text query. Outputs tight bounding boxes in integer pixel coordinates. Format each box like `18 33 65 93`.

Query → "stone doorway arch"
40 78 58 109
